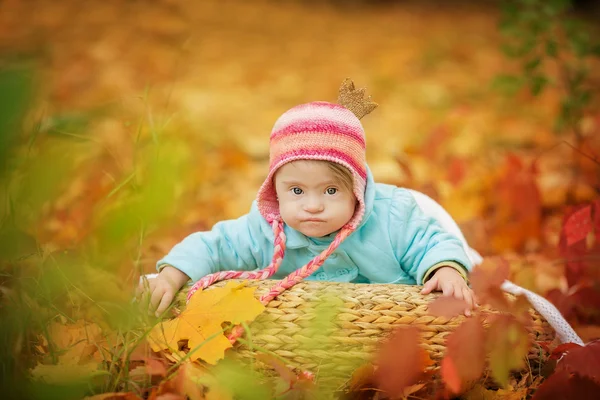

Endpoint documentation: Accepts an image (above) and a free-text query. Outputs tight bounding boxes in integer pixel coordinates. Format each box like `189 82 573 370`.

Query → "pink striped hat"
256 101 369 229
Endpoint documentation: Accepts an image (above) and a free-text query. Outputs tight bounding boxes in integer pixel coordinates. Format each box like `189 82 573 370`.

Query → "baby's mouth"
303 218 325 223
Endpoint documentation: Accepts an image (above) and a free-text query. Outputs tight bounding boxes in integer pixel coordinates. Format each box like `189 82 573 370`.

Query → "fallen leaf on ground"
148 281 264 364
42 320 104 365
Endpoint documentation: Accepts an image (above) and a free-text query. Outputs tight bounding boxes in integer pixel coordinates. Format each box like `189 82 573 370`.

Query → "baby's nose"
304 197 324 212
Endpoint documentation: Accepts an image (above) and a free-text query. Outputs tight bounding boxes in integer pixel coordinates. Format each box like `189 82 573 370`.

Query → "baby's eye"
326 187 338 195
291 187 303 195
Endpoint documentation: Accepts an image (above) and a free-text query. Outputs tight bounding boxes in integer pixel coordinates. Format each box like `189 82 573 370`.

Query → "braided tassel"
260 227 352 303
185 220 286 302
225 226 353 343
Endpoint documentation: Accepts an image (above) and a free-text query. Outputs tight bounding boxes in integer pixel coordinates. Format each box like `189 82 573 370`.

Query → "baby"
141 80 478 317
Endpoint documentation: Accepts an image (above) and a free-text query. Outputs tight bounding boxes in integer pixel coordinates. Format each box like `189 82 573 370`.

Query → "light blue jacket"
157 167 472 285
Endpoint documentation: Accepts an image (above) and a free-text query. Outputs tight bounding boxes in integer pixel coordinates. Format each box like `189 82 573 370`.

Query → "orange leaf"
347 363 376 392
144 358 168 377
148 282 265 364
441 316 485 394
441 357 461 394
470 259 511 311
374 326 428 397
428 296 469 318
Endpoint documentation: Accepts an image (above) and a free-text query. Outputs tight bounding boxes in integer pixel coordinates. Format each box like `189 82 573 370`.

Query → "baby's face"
274 161 356 238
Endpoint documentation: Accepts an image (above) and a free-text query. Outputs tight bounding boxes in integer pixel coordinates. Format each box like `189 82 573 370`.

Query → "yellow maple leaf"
148 281 264 364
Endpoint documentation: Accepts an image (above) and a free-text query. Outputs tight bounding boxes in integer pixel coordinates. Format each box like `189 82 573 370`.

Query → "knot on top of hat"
337 78 378 120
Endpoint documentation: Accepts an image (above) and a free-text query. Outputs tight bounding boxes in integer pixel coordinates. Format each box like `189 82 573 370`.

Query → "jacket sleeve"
389 189 472 284
156 212 266 283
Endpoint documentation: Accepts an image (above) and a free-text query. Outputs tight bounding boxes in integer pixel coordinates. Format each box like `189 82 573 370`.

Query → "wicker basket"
177 280 554 385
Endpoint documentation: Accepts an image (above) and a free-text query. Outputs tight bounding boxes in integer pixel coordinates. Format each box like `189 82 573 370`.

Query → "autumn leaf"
487 315 530 387
555 339 600 383
470 259 511 311
42 320 104 365
559 204 595 287
373 326 430 397
154 361 232 400
548 342 582 360
148 282 265 364
562 204 593 247
441 316 486 394
532 368 600 400
428 296 469 318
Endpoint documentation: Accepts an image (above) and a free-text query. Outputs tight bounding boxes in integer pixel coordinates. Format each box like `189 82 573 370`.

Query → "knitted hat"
256 80 377 229
186 79 377 302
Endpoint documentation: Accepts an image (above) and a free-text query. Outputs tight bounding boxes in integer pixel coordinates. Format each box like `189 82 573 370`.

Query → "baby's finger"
441 281 454 297
453 284 464 300
463 288 475 310
421 277 438 294
155 291 174 317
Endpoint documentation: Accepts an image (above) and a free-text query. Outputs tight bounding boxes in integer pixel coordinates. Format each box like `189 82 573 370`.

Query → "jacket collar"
255 165 376 249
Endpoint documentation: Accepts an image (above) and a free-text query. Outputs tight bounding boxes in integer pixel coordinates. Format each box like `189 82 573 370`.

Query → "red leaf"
441 316 485 394
556 339 600 383
570 286 600 324
559 204 595 287
549 343 582 360
532 368 600 400
428 296 469 318
470 259 510 310
374 326 428 397
562 205 593 247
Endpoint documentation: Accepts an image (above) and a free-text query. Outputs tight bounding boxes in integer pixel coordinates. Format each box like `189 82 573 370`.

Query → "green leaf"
546 39 558 57
530 75 549 96
492 74 524 96
524 57 541 74
487 315 530 387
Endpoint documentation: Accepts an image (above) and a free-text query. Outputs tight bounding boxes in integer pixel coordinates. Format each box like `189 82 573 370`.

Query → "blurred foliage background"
0 0 599 398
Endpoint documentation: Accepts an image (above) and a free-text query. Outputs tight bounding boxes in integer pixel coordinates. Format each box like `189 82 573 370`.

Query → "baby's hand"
137 266 190 317
420 266 476 317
